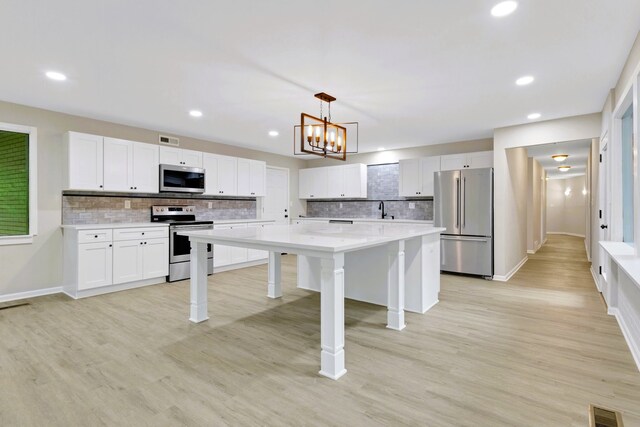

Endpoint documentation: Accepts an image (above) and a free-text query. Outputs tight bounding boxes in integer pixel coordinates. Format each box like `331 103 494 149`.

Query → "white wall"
493 113 601 279
546 176 587 237
0 100 308 298
527 158 545 253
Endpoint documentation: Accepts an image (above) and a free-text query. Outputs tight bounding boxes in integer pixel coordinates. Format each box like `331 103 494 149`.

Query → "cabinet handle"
144 242 147 245
140 242 143 245
99 185 103 188
108 244 112 247
142 232 145 235
94 235 98 238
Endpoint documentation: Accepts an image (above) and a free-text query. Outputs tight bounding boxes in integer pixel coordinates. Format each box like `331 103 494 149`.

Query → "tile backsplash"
63 196 256 224
306 163 433 220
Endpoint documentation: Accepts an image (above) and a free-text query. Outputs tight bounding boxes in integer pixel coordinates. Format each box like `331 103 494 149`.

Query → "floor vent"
0 302 30 311
590 404 624 427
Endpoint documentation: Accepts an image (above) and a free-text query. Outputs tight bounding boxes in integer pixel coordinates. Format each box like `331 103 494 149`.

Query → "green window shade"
0 130 29 236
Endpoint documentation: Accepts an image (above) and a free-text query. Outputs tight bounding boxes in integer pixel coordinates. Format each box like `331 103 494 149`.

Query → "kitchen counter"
213 219 276 225
296 217 434 224
61 223 169 230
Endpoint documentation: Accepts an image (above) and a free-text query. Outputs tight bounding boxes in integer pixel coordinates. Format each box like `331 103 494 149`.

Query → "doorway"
264 166 290 225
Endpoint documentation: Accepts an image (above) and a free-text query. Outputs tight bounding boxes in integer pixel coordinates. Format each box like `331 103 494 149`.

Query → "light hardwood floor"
1 235 639 426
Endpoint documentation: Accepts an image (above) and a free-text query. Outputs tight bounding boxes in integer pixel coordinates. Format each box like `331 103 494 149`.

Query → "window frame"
0 122 37 245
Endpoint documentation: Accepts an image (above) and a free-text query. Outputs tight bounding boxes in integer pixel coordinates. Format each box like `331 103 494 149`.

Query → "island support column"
267 251 282 298
189 240 209 323
387 240 406 330
319 253 347 380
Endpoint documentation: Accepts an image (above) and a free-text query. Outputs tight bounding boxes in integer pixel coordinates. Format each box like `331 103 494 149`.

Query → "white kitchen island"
179 222 445 380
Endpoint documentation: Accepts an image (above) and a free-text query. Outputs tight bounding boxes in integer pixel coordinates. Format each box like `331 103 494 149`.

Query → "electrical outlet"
124 200 131 209
339 202 343 209
409 202 415 209
208 202 213 208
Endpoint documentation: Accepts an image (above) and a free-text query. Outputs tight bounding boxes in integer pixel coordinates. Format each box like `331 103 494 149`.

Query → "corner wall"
527 158 544 253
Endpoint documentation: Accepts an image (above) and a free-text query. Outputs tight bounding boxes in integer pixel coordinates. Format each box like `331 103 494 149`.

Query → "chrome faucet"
378 201 387 219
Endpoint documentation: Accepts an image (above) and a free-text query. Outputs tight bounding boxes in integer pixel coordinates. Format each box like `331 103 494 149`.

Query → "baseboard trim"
547 232 586 238
0 286 63 303
493 256 528 282
527 249 535 255
611 309 640 373
590 266 601 292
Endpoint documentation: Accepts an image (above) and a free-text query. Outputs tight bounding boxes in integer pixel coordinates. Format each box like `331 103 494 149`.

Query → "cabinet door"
230 224 248 264
399 159 422 196
420 156 441 197
78 242 113 290
103 137 133 192
325 166 344 198
159 146 182 166
467 151 493 169
250 160 266 196
236 158 252 196
203 153 219 195
113 240 143 284
299 168 313 199
440 154 467 171
132 142 159 192
142 238 169 278
342 164 367 198
67 132 104 190
182 149 203 168
217 155 238 195
247 223 268 261
213 224 232 267
311 167 329 199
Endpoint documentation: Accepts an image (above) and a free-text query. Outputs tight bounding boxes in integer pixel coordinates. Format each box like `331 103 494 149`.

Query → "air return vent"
159 135 179 146
589 404 624 427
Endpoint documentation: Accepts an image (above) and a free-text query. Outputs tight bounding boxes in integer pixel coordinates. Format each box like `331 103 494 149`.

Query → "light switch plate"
208 202 213 208
339 203 343 208
124 200 131 209
409 202 415 209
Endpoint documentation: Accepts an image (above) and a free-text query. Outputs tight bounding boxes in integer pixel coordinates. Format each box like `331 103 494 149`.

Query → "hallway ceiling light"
491 1 518 17
558 165 571 172
552 154 569 162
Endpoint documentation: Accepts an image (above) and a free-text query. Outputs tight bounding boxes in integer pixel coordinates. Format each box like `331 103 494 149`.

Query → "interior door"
461 168 493 237
434 170 460 235
599 138 611 286
264 167 289 225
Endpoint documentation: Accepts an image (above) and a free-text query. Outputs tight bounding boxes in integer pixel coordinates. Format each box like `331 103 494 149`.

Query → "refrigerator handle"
462 176 466 228
456 177 460 229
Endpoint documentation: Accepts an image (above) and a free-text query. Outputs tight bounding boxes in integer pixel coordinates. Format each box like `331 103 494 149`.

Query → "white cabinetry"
326 164 367 198
66 132 104 190
159 146 203 168
399 156 440 197
237 159 266 197
203 153 238 196
440 151 493 171
63 225 169 298
299 164 366 199
103 138 160 193
213 221 273 271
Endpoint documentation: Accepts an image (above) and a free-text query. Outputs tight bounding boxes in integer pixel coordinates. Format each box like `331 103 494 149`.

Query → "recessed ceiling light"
528 113 541 120
558 165 571 172
268 130 279 137
552 154 569 162
189 110 203 118
377 147 385 151
516 76 535 86
491 1 518 17
45 71 67 81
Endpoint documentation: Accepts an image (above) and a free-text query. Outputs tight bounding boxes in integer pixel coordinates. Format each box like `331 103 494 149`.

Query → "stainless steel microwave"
159 164 205 193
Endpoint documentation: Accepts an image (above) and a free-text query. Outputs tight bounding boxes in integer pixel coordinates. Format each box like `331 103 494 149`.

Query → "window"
0 122 37 245
621 105 634 243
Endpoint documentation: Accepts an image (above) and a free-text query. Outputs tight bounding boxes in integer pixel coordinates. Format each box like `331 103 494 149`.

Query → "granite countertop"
296 217 434 224
61 223 170 230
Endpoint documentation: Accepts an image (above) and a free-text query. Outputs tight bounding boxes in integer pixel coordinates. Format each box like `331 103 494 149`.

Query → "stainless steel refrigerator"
434 168 493 278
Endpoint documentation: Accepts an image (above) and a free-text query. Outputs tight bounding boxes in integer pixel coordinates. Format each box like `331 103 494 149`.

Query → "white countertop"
296 217 434 224
600 241 640 290
61 223 169 230
214 219 276 225
180 222 445 254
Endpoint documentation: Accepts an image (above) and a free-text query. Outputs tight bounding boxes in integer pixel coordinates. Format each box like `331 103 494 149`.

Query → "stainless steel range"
151 205 213 282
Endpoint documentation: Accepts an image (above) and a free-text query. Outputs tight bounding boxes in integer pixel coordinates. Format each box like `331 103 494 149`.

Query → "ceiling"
1 1 639 157
526 139 592 179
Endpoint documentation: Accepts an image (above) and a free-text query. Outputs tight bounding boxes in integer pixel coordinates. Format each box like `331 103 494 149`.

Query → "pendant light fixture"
297 92 351 161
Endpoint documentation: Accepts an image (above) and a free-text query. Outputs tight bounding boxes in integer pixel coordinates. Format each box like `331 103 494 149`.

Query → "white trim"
213 258 268 273
526 249 535 254
590 265 600 292
585 239 591 261
546 232 585 238
66 277 165 299
0 122 38 241
493 255 528 282
611 308 640 373
0 286 62 303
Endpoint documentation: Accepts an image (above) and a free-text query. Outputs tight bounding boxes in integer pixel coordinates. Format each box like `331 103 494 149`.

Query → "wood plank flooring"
1 235 639 426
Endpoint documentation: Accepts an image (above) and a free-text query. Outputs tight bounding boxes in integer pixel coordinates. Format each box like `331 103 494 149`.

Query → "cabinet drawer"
113 227 168 241
78 229 113 244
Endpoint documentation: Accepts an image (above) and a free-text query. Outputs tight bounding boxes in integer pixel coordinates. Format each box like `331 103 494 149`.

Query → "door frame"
260 166 290 223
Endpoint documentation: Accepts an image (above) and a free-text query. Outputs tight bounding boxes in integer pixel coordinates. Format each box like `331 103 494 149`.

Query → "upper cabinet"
440 151 493 171
67 132 104 190
299 164 367 199
237 158 266 197
203 153 238 196
159 146 203 168
103 137 159 193
399 156 441 197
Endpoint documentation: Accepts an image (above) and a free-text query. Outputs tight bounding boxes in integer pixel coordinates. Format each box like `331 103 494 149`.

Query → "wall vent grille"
159 135 179 146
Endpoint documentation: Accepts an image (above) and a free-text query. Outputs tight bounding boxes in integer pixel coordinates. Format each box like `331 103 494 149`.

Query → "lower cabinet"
213 221 273 271
64 225 169 298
